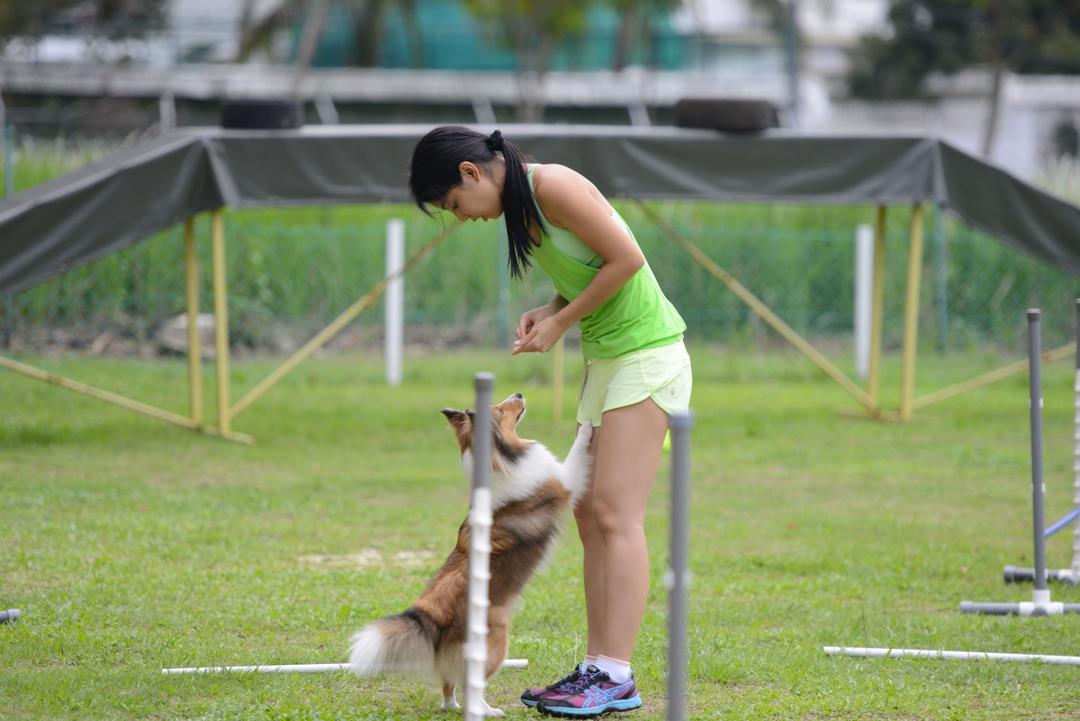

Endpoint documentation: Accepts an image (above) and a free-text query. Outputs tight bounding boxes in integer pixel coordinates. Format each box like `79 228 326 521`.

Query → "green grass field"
3 346 1080 720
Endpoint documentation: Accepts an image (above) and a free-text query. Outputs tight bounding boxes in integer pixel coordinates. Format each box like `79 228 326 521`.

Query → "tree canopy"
848 0 1080 100
0 0 168 42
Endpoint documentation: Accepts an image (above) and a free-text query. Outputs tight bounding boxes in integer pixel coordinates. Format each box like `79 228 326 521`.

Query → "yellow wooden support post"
867 206 887 414
229 225 454 419
211 208 232 436
913 343 1074 410
552 336 564 423
184 218 203 427
899 204 925 421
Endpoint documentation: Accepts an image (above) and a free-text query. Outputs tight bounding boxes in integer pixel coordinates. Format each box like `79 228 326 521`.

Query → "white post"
854 224 874 380
385 219 405 386
465 374 494 721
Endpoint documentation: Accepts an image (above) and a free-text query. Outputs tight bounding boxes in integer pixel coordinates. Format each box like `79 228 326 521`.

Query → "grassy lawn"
3 345 1080 720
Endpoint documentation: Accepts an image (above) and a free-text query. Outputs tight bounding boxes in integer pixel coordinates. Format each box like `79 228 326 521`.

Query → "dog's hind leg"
473 612 509 717
441 681 460 710
484 617 509 679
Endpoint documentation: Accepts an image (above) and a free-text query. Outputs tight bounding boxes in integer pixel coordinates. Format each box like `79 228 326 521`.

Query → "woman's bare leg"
588 399 668 662
573 425 605 657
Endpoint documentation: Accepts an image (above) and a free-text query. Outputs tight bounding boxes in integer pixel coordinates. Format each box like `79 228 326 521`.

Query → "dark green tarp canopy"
2 124 1079 296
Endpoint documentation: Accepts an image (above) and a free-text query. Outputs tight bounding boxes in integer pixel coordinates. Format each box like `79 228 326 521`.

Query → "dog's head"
441 392 529 475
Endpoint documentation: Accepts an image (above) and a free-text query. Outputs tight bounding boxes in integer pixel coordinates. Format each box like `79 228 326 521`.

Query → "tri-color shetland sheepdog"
348 392 592 716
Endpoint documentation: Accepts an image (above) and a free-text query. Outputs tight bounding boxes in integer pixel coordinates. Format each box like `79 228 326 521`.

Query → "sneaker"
536 665 642 717
521 664 591 709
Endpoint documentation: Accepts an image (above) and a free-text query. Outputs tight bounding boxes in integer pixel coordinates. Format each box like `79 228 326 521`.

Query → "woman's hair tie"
486 129 504 152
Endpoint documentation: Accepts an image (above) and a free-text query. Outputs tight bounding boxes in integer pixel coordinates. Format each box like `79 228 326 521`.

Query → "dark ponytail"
409 126 546 279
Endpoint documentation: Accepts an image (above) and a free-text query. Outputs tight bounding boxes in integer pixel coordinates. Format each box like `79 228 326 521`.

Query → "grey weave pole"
1073 299 1080 581
1029 310 1049 594
960 309 1080 615
667 411 692 721
464 373 494 721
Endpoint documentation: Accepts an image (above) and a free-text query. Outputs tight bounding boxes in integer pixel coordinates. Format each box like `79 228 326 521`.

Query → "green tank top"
525 164 686 359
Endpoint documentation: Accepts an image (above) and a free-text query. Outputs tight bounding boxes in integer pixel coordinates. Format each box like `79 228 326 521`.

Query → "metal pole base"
1004 565 1078 584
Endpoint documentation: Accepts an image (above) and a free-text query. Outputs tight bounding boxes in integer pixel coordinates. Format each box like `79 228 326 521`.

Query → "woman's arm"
512 166 643 355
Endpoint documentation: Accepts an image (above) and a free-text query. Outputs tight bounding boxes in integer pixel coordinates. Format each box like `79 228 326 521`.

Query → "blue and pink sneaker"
521 664 592 708
536 665 642 717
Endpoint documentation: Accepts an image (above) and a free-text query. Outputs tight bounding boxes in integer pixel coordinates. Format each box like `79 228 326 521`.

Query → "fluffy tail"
348 607 436 677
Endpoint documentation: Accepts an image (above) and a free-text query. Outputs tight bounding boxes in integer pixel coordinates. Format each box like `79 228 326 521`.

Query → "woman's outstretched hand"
512 315 566 355
517 303 556 341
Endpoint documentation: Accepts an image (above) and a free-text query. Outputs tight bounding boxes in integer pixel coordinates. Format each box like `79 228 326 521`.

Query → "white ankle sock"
583 655 599 670
594 655 631 683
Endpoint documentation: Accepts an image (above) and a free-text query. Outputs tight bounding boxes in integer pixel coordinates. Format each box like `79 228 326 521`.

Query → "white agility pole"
162 660 528 675
824 646 1080 667
465 372 494 721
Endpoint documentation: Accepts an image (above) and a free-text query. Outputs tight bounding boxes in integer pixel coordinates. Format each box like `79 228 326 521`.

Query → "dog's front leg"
563 423 594 500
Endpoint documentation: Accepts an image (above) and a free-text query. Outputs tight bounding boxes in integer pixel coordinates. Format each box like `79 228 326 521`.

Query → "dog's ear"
441 408 470 431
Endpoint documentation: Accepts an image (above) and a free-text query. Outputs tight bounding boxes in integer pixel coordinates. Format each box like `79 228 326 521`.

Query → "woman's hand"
512 315 567 355
516 303 557 342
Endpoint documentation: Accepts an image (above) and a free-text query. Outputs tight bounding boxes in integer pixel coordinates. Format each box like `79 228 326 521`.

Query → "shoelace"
557 669 605 694
539 668 582 694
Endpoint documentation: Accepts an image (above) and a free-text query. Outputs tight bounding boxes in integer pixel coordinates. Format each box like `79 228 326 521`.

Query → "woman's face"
438 161 503 222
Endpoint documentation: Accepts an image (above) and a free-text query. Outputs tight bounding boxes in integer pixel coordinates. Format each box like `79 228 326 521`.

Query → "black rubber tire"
220 99 304 130
673 98 777 133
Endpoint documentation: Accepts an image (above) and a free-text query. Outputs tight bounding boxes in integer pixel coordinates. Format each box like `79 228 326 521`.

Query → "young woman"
409 126 691 717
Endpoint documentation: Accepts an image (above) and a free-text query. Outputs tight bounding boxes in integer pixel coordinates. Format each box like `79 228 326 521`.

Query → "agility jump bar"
162 659 528 675
824 646 1080 667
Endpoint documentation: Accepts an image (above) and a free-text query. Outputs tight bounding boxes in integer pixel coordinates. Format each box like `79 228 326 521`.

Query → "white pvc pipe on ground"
824 646 1080 667
162 659 528 675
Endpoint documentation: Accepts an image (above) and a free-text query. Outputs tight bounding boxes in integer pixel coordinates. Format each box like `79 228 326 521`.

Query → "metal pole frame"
899 203 925 421
228 223 455 420
960 309 1080 616
1073 299 1080 580
1 213 453 444
0 213 252 444
184 218 203 427
867 206 887 415
211 208 233 438
635 199 874 412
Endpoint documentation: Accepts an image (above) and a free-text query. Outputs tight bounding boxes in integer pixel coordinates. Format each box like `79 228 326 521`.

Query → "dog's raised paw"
577 423 593 443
